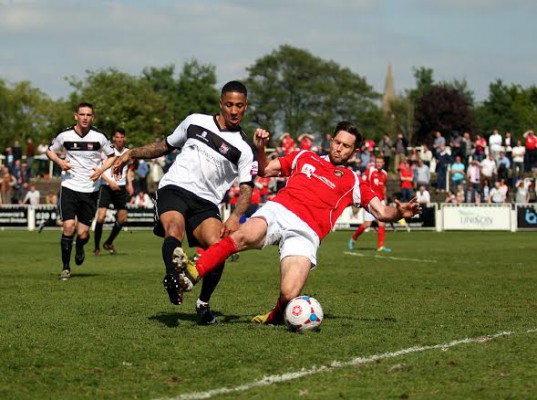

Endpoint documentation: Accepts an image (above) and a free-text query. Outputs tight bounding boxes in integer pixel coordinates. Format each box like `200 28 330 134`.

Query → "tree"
244 45 381 142
414 84 475 144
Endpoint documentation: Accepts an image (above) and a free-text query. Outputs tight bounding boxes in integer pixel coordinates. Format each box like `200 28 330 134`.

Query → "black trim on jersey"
64 141 102 151
49 125 110 146
187 124 242 165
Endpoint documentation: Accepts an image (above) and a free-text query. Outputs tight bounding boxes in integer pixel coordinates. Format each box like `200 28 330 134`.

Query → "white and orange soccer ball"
284 296 323 333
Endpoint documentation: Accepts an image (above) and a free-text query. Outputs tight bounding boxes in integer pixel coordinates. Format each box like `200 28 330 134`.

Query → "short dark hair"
77 102 93 111
113 127 126 136
221 81 247 98
333 121 363 149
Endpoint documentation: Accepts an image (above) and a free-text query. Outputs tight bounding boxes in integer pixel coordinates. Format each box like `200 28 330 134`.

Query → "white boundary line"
155 328 536 400
344 251 438 263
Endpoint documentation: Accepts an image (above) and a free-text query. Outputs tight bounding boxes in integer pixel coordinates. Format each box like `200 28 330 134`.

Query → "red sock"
378 225 385 248
267 298 285 325
197 236 238 277
352 224 366 241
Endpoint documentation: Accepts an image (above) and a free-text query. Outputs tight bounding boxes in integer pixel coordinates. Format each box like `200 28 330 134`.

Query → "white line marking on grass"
156 329 536 400
344 251 438 263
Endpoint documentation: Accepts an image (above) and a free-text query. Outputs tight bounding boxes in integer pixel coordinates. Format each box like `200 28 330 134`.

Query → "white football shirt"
158 114 257 205
49 126 114 193
101 147 129 186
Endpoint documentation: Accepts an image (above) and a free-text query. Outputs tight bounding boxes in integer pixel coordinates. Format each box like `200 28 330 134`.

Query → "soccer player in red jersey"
175 121 421 325
348 156 391 252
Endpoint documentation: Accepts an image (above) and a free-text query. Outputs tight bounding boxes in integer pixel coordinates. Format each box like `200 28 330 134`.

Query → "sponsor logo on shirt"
219 142 230 155
197 131 209 142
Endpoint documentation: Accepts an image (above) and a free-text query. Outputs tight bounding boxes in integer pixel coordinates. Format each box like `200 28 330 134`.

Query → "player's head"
112 127 126 149
219 81 248 131
329 121 363 166
74 102 94 132
375 156 385 170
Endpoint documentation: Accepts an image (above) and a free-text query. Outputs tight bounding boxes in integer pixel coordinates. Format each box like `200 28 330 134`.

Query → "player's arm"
222 183 253 237
113 139 171 178
46 149 71 171
126 168 134 196
253 128 282 178
368 196 421 223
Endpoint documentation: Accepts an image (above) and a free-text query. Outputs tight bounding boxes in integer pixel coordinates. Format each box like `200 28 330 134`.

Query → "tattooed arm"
113 139 172 179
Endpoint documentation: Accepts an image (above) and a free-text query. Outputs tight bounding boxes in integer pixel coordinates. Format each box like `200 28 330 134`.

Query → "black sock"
94 222 103 249
162 236 181 275
61 235 74 269
76 235 89 250
105 221 123 245
199 262 225 303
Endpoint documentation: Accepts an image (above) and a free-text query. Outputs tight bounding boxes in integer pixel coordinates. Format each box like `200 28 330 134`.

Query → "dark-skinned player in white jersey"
113 81 257 325
175 121 422 325
47 102 116 281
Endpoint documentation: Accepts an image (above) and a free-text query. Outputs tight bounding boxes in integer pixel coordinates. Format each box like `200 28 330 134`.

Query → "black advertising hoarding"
517 205 537 230
0 206 29 228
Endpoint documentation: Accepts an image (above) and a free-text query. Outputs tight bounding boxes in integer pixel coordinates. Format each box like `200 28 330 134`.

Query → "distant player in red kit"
172 121 421 325
348 156 391 252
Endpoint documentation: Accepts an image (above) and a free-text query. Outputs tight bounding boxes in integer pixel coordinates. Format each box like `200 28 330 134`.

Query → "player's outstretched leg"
162 237 184 305
252 298 285 325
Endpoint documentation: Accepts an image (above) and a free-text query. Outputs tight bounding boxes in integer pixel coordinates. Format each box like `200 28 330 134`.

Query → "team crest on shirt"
219 143 230 155
87 143 93 150
334 169 343 177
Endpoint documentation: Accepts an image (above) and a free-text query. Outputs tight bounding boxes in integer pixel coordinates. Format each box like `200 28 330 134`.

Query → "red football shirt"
363 167 387 201
526 134 536 150
272 150 377 240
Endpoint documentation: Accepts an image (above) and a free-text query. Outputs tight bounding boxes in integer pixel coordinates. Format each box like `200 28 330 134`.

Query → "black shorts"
97 185 129 210
58 186 99 226
154 185 222 247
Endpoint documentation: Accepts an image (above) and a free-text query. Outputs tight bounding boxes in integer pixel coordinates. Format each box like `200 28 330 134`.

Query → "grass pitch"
0 229 536 399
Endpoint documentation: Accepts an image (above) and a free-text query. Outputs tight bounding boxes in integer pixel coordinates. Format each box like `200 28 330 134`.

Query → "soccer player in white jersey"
113 81 257 325
94 128 134 256
176 121 421 325
47 102 116 281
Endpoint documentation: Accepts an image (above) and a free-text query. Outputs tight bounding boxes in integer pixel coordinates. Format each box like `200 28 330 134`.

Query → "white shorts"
363 200 385 222
251 201 320 267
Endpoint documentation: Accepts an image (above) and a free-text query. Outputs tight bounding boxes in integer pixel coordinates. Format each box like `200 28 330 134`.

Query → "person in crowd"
392 132 408 173
512 139 526 178
515 179 530 204
399 159 414 202
320 133 332 156
298 133 314 151
415 158 430 189
37 139 50 177
22 183 40 207
461 132 474 167
94 128 134 256
488 129 503 161
481 178 492 201
466 159 481 191
46 102 116 281
3 147 15 171
12 140 22 163
497 151 511 184
433 131 445 158
419 144 433 167
450 132 464 160
464 182 481 204
380 134 393 171
523 130 536 171
504 131 514 161
25 138 36 181
279 132 296 156
416 185 431 206
174 122 421 326
450 155 465 193
136 159 149 194
130 190 153 208
435 144 451 193
112 81 257 325
480 153 497 186
46 190 58 205
488 181 507 204
474 134 487 162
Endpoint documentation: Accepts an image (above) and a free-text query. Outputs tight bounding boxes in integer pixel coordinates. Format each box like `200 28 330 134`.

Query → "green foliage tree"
244 45 381 143
475 79 537 137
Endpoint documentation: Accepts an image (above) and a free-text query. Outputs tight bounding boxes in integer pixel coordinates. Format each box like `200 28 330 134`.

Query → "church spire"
382 62 396 116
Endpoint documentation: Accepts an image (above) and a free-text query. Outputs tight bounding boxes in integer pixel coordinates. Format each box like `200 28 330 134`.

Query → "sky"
1 0 536 102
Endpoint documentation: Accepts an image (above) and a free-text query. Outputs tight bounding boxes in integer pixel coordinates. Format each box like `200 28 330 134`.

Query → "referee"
94 127 134 256
46 102 116 280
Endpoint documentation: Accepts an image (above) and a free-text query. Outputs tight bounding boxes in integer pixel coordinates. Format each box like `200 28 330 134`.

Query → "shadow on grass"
149 311 251 327
56 273 101 278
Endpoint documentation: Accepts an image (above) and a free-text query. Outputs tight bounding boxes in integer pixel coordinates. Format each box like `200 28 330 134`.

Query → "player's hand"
221 214 240 237
90 167 103 181
60 160 71 171
395 196 422 218
109 182 120 191
253 128 270 149
126 184 134 197
113 150 131 180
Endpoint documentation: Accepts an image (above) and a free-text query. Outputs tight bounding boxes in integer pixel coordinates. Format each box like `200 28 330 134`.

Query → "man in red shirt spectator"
298 133 314 151
173 121 421 325
348 157 391 252
399 159 414 202
279 132 296 155
524 130 536 172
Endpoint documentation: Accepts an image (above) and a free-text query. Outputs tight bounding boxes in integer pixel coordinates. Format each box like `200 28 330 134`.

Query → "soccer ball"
284 295 323 333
